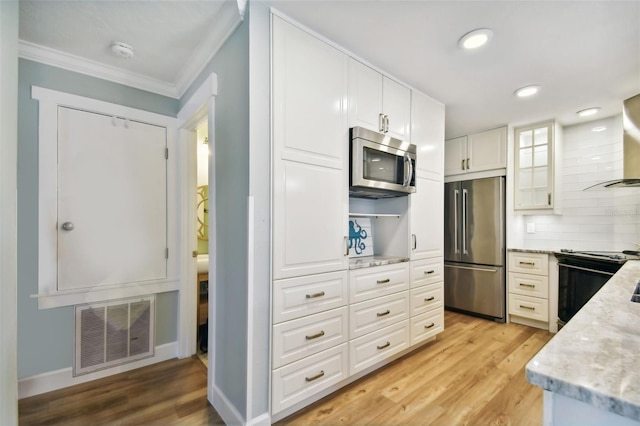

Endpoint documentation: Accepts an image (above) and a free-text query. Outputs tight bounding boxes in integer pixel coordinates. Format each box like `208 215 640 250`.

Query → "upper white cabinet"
514 120 562 212
444 126 507 176
272 15 348 170
348 58 411 141
411 91 445 180
272 16 349 279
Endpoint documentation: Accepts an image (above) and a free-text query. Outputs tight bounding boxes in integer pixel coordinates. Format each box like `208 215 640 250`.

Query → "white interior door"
57 107 167 290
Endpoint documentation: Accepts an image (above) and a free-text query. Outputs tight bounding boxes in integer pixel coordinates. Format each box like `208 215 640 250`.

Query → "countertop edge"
507 248 556 254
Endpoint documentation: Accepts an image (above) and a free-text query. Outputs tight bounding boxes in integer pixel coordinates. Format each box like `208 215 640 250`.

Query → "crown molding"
18 0 244 100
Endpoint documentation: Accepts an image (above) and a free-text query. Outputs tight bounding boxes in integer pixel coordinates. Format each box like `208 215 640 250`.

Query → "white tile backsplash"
520 115 640 251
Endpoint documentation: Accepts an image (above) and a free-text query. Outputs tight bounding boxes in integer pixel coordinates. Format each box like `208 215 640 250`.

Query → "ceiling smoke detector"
110 42 135 59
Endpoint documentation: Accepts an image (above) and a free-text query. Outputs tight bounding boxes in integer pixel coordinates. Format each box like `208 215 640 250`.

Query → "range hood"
585 93 640 189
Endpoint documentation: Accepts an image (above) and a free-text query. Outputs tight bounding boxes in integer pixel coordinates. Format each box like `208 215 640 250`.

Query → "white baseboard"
247 412 271 426
212 383 245 425
18 341 178 399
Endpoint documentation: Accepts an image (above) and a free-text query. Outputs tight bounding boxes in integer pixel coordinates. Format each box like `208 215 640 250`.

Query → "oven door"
557 261 616 327
351 138 415 194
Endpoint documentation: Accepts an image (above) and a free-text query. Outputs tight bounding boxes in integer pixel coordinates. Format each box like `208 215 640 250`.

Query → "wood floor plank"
20 311 553 425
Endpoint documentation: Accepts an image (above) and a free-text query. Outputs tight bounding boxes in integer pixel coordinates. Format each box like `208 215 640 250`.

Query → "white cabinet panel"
273 160 348 279
410 284 444 317
272 343 348 413
467 127 507 172
444 136 468 176
272 307 348 369
349 291 409 339
349 262 410 303
508 272 549 299
410 309 444 345
410 177 444 260
410 258 444 288
411 91 444 180
382 77 411 141
57 107 167 290
349 321 409 375
508 252 549 275
273 271 348 324
508 293 549 322
272 16 348 169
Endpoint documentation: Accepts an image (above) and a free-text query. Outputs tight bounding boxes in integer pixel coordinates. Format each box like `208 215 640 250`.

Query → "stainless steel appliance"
349 126 416 198
586 93 640 189
444 177 506 321
555 250 638 327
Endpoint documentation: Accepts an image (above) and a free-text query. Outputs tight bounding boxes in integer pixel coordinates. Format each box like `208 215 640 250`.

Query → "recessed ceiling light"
514 85 541 98
577 107 601 117
458 28 493 50
592 126 607 132
111 41 135 59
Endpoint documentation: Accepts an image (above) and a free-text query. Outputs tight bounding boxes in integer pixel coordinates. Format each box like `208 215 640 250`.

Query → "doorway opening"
195 121 210 367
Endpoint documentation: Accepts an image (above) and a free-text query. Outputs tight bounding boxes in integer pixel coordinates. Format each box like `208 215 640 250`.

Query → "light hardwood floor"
19 311 552 425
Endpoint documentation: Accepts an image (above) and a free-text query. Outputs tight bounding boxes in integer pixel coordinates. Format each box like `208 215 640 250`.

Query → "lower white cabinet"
272 343 349 414
507 252 551 329
349 320 410 375
508 293 549 322
410 309 444 345
410 283 444 316
349 291 409 339
272 307 348 369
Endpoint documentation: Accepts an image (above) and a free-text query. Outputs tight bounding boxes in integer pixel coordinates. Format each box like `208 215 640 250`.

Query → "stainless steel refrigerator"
444 176 505 322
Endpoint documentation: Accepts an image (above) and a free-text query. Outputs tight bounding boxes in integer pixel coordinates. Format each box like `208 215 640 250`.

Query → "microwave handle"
403 154 413 187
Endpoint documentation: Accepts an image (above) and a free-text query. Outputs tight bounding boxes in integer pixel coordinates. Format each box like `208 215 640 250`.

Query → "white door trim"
176 74 218 373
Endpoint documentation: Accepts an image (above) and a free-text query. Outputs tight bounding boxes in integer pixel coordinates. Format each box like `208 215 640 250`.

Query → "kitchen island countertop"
526 260 640 421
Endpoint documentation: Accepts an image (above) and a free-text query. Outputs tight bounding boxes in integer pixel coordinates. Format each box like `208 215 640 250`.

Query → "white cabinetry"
409 258 444 345
507 252 550 330
272 15 349 280
348 58 411 141
514 121 562 212
410 177 443 260
411 91 445 179
445 126 507 177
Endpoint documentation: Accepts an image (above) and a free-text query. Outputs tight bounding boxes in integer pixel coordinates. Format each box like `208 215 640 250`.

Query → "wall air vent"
74 296 155 376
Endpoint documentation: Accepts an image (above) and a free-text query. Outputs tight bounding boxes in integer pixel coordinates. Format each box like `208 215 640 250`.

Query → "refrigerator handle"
454 189 459 254
462 188 468 255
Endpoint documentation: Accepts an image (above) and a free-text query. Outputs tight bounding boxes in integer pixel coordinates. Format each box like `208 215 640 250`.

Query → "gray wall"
17 59 180 378
180 14 252 418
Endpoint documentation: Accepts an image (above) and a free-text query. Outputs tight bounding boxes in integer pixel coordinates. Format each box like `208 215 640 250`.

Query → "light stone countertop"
526 260 640 421
508 248 558 254
349 255 410 270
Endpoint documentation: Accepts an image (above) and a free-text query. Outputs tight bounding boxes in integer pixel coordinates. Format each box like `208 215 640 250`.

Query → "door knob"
61 222 75 231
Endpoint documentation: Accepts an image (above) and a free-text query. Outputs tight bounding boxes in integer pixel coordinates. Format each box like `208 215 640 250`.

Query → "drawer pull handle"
377 278 391 284
377 310 391 317
377 341 391 350
424 270 435 275
424 322 435 329
519 305 535 310
519 283 536 288
424 296 435 302
306 291 325 299
519 261 536 266
305 370 325 382
305 330 325 340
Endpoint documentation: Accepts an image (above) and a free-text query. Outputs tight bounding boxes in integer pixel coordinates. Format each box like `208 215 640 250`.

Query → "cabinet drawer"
508 272 549 299
410 309 444 345
508 252 548 275
508 293 549 322
349 292 409 339
349 262 410 303
273 271 348 324
410 258 443 288
272 343 348 414
272 307 348 369
349 321 409 375
410 284 444 316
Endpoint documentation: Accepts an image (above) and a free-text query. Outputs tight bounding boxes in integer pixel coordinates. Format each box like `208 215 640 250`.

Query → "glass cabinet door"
514 122 554 209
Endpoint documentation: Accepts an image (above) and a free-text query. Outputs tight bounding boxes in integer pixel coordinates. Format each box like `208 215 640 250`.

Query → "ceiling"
18 0 640 139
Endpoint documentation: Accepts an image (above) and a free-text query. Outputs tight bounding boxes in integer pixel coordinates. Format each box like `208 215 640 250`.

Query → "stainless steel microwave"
349 126 417 198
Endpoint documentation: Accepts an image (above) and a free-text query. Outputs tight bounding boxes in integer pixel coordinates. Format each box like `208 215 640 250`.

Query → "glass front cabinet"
514 121 561 212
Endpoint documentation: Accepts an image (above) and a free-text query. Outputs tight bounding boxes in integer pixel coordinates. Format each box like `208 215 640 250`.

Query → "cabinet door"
348 58 383 133
411 91 444 179
444 136 468 176
273 16 348 169
410 176 444 260
514 122 554 210
273 160 348 279
382 77 411 141
467 126 507 172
